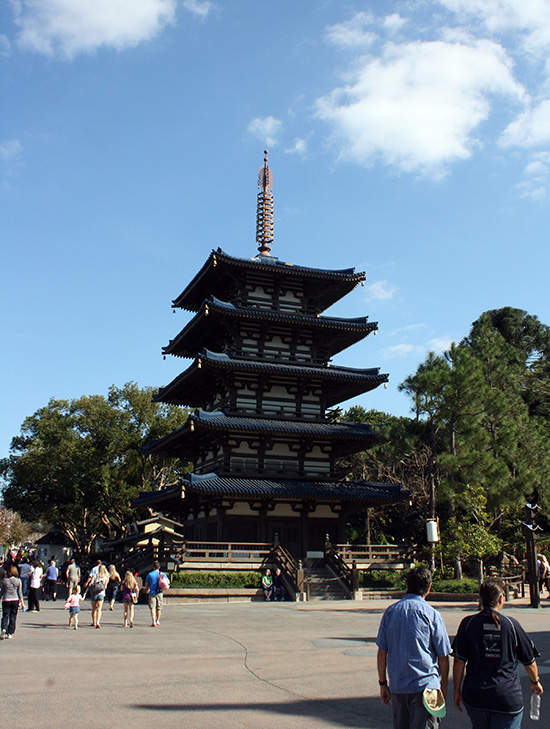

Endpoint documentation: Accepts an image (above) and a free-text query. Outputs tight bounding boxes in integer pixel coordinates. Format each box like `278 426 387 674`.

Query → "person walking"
65 558 80 593
44 558 58 601
106 564 121 611
27 559 43 612
85 564 109 628
64 585 84 630
453 577 543 729
1 564 25 639
145 561 163 627
121 571 139 628
376 565 451 729
537 554 549 596
18 559 32 596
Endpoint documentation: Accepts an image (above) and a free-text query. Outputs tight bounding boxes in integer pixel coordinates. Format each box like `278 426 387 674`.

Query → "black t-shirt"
452 609 539 714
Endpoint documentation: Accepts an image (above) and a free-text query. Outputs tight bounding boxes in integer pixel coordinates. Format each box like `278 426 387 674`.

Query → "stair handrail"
324 540 359 594
269 543 310 600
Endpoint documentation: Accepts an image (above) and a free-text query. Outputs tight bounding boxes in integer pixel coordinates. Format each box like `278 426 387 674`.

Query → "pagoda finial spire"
256 149 274 256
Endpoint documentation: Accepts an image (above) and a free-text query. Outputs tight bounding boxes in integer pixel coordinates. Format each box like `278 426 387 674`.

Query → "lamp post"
426 519 439 573
521 502 541 608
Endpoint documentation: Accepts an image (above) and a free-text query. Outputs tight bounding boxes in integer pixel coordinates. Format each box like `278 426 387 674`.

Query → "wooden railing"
334 543 415 564
175 541 273 563
270 543 310 600
325 543 358 594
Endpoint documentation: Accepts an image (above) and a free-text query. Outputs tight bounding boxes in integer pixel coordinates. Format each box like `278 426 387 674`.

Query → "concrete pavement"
3 594 550 729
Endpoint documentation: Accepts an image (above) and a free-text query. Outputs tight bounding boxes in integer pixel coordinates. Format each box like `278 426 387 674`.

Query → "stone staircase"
303 559 351 600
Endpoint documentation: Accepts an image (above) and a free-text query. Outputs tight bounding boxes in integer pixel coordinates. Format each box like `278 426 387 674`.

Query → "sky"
1 0 549 461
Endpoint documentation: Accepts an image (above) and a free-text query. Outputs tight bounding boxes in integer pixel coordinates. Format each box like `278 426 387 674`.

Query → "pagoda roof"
172 249 366 313
134 473 407 507
155 350 388 408
163 296 378 360
144 409 379 460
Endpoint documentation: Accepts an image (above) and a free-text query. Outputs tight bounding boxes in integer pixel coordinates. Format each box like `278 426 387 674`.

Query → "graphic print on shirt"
482 623 501 660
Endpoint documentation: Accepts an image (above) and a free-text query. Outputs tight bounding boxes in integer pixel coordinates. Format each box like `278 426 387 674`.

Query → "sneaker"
6 634 12 639
0 631 6 640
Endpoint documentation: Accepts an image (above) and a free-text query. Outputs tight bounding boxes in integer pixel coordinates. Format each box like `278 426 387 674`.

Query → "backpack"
90 575 104 596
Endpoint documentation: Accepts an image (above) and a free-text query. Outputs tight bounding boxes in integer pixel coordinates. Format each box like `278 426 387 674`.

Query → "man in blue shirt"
377 566 451 729
145 561 162 627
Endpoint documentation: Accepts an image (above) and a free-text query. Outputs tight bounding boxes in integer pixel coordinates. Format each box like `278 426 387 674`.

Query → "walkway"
4 595 550 729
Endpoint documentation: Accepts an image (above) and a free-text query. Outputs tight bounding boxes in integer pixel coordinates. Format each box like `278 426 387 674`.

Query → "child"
64 585 84 630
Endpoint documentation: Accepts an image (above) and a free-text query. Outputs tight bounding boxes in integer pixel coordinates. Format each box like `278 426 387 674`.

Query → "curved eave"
154 353 388 408
172 248 366 312
163 297 378 359
143 412 379 459
133 474 408 508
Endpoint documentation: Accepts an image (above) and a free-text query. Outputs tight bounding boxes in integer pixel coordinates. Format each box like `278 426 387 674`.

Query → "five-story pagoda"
138 153 407 558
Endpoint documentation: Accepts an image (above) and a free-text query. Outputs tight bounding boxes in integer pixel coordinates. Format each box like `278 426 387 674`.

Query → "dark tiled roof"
154 350 388 407
172 249 365 313
134 473 407 506
192 409 376 438
201 350 384 380
207 296 375 329
143 410 378 457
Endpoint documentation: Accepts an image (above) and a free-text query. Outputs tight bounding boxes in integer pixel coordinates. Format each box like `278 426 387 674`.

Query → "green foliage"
442 485 502 562
340 308 550 558
431 578 479 594
170 571 262 589
358 569 478 594
359 570 407 589
0 383 189 554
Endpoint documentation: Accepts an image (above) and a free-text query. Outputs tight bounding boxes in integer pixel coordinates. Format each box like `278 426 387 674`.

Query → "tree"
0 383 189 554
441 484 502 580
0 507 31 547
398 309 550 573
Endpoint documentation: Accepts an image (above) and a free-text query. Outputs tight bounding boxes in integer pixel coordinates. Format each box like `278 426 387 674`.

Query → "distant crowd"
0 547 170 638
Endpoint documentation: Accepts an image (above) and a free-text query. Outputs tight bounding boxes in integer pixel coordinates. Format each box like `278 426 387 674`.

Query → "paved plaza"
3 595 550 729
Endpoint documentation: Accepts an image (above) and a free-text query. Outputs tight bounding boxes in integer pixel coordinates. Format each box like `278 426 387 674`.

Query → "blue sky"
1 1 549 460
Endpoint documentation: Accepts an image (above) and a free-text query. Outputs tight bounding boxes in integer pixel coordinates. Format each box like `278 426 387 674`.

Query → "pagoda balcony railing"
334 543 415 564
176 541 273 563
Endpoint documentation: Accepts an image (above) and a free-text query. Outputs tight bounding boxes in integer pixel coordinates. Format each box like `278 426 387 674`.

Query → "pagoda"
138 152 407 558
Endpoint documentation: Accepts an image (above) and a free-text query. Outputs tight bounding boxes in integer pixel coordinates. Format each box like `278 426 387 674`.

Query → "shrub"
169 571 262 589
359 570 406 589
431 578 479 594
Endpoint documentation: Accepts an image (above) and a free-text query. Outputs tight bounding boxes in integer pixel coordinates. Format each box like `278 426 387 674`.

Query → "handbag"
158 572 170 591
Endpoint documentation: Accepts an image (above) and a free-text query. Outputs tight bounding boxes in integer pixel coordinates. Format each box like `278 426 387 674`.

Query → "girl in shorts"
64 585 84 630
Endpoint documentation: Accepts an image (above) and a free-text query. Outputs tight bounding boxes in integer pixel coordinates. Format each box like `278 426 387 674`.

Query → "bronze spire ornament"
256 150 274 256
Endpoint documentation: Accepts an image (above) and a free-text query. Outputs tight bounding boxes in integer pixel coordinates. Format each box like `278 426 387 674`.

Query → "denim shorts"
69 606 80 614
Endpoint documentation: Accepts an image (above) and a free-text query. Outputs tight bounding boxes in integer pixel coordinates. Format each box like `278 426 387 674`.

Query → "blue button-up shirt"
376 593 451 693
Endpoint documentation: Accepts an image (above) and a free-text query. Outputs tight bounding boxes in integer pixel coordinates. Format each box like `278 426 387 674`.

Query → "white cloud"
383 13 407 35
515 151 550 199
364 280 397 302
499 99 550 148
247 116 283 147
439 0 550 54
317 37 523 179
427 337 454 352
325 12 377 49
12 0 177 57
0 35 10 55
0 139 23 162
383 343 424 358
284 138 307 156
182 0 213 19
